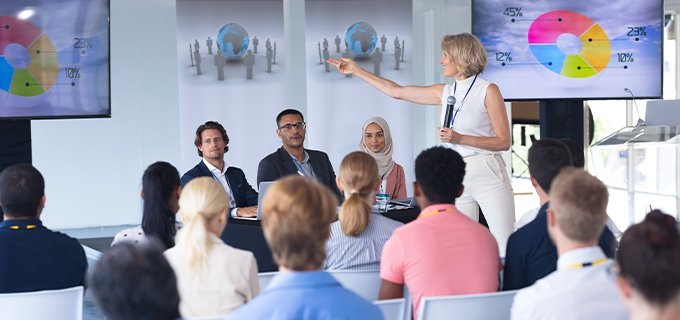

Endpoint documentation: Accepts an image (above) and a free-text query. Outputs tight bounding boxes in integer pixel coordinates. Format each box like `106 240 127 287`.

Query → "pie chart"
0 16 59 97
528 10 611 78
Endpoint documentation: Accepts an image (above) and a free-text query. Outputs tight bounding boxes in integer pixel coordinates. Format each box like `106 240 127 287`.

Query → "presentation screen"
0 0 110 119
473 0 663 100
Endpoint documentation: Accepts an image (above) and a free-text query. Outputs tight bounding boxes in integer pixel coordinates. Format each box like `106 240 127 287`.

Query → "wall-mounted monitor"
473 0 663 101
0 0 110 119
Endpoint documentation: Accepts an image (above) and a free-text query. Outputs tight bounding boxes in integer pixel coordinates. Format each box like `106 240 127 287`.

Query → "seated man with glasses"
257 109 341 200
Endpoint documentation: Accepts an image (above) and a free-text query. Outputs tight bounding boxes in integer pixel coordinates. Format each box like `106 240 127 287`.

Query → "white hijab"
359 117 395 178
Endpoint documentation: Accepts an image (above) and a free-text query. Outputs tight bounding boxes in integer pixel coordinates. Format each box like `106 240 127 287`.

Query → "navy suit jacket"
257 147 341 200
181 161 258 208
502 202 618 291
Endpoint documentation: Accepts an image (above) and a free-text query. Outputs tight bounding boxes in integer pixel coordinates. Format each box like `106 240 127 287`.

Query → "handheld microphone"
443 96 456 128
624 88 645 127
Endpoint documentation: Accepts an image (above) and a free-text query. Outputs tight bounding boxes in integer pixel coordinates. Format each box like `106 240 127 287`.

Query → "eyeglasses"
278 122 306 131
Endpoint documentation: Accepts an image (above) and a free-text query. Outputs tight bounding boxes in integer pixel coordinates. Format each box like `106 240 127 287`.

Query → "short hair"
617 210 680 305
338 152 379 236
0 163 45 218
262 176 337 270
193 121 229 157
549 168 608 243
528 138 573 194
276 109 304 127
560 139 585 168
141 162 180 249
440 33 487 77
415 147 465 204
89 240 181 320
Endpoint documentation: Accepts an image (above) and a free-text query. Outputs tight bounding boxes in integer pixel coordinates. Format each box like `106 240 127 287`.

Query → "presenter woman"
329 32 513 253
360 116 407 200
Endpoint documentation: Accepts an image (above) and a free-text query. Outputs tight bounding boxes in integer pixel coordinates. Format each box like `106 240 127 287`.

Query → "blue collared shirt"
227 270 383 320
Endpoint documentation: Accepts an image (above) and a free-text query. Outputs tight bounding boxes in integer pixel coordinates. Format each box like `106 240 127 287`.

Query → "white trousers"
456 154 515 256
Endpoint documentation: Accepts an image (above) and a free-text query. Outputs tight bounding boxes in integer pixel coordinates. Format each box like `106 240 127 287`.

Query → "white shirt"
440 75 495 157
202 159 239 218
511 246 628 320
514 206 623 238
111 222 183 246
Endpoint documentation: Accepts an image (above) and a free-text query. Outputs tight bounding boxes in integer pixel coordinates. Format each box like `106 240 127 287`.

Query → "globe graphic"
217 23 250 60
344 21 378 58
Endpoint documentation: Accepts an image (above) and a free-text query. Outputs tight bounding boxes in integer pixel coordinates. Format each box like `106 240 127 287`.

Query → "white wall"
31 0 181 229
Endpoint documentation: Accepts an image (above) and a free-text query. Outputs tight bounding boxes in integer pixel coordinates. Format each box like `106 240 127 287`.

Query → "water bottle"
376 193 389 213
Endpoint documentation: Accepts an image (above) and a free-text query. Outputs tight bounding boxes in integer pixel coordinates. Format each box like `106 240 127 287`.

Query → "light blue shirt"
227 271 383 320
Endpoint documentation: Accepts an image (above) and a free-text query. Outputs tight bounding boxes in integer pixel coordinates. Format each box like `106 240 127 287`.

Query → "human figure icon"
393 36 399 54
401 39 405 62
341 49 353 77
323 37 329 50
394 43 401 70
214 50 225 80
206 36 213 55
245 49 255 79
323 47 330 72
372 48 383 76
273 42 277 65
318 42 323 64
190 43 194 66
266 47 273 73
381 34 387 52
194 49 202 75
266 38 272 51
253 36 259 54
334 35 341 53
194 39 200 52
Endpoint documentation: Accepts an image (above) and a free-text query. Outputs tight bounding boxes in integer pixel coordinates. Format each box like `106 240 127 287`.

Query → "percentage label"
503 7 523 17
617 53 634 63
64 67 81 79
495 52 512 62
627 26 647 37
73 37 93 49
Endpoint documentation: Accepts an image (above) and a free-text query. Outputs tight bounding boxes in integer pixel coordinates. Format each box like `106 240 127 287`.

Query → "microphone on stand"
624 88 645 127
443 96 456 128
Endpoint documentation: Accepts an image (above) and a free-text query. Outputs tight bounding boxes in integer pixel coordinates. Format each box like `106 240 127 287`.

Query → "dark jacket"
181 161 258 208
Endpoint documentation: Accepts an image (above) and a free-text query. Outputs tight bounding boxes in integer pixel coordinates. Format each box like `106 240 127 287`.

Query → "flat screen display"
473 0 663 100
0 0 110 119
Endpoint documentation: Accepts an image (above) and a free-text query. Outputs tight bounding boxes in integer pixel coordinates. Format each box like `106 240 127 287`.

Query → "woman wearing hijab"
360 117 407 200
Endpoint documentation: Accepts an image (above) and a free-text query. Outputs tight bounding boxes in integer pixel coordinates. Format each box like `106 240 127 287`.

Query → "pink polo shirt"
380 204 501 318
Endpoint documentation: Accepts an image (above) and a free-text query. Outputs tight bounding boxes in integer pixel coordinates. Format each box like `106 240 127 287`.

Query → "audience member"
325 151 402 270
257 109 341 199
503 138 617 290
0 164 87 293
616 210 680 320
227 176 383 320
112 161 181 248
359 117 407 200
165 177 258 318
511 168 627 320
181 121 259 218
89 240 181 320
379 147 500 318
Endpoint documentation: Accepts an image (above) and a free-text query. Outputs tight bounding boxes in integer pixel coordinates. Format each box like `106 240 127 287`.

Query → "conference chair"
0 286 84 320
258 271 278 291
329 270 381 301
374 298 406 320
417 290 518 320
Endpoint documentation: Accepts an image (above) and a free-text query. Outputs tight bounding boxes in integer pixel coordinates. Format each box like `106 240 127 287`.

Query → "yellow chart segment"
27 33 59 92
562 55 597 78
579 24 611 72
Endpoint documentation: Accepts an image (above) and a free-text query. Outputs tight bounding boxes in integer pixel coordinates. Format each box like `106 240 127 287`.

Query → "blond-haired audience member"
165 177 258 318
359 117 407 200
228 176 383 320
616 210 680 320
511 169 626 320
325 151 402 270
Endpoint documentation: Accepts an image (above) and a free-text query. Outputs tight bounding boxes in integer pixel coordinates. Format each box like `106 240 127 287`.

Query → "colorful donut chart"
528 10 611 78
0 16 59 97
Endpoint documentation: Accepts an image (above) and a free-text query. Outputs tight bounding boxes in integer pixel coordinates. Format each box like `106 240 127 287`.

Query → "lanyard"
567 258 608 269
291 155 315 178
210 171 235 207
419 207 456 219
7 225 37 230
450 75 478 127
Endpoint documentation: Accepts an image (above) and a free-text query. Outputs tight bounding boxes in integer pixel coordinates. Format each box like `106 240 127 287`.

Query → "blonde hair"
175 177 228 272
550 168 608 242
441 33 487 77
262 176 337 270
338 152 379 236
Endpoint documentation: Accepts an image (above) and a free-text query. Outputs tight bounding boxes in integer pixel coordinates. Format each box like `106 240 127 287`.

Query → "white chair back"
329 270 381 301
374 298 406 320
418 290 518 320
0 286 84 320
258 271 278 290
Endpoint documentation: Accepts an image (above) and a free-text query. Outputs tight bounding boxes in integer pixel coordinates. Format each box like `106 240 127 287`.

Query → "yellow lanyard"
9 225 37 230
567 258 608 269
419 208 455 219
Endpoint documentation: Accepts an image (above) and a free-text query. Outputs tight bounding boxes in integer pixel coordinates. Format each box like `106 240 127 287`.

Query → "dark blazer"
502 202 618 291
181 161 258 208
257 147 341 200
